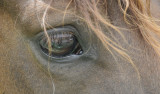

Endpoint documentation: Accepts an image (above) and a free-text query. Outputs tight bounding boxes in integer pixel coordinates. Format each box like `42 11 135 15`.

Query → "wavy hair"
39 0 160 93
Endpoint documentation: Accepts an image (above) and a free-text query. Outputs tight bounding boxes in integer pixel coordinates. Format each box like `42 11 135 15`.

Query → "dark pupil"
39 31 83 57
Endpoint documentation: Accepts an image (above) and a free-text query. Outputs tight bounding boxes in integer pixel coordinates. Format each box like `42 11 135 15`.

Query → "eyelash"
38 26 83 58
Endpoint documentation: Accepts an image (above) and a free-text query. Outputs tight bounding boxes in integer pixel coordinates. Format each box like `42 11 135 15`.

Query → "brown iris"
39 31 83 57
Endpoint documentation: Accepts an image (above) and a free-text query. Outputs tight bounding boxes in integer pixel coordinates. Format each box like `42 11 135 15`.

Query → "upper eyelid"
19 14 77 38
35 25 81 40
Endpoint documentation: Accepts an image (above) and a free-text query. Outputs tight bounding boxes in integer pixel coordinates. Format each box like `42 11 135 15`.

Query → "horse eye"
39 27 83 58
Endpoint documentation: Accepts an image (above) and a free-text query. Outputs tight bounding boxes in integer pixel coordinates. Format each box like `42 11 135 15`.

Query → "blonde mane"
38 0 160 93
40 0 160 59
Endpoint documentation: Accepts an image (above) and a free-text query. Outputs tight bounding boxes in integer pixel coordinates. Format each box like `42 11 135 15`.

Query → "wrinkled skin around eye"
0 0 160 94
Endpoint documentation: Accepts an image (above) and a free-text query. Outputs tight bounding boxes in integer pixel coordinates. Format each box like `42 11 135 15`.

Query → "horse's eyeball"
39 26 83 58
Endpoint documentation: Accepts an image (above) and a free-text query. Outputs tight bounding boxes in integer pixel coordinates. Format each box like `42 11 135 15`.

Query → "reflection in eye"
39 28 83 58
